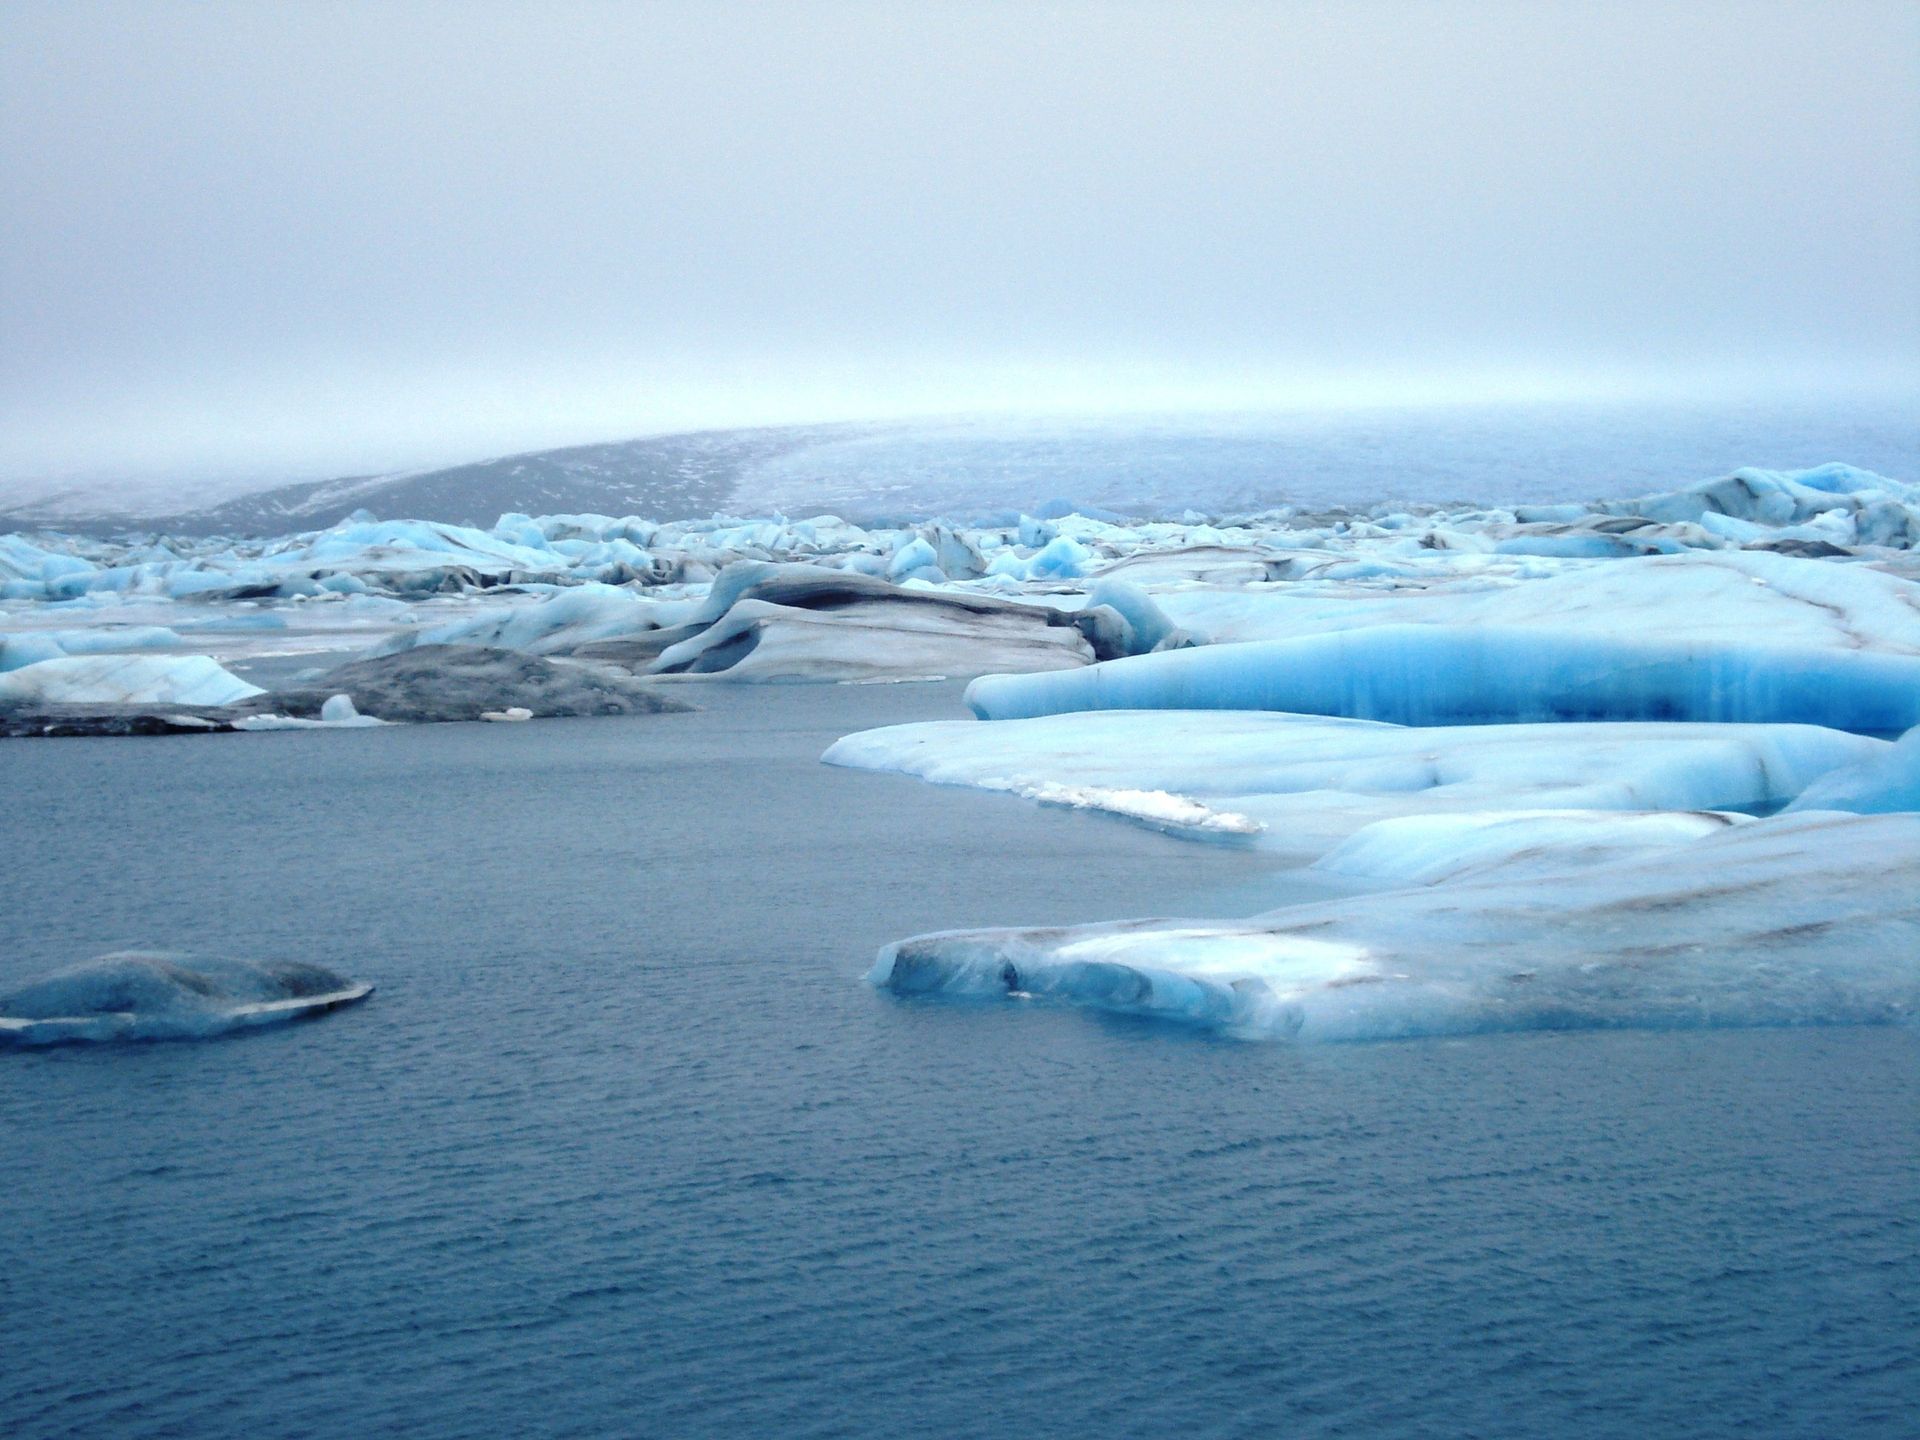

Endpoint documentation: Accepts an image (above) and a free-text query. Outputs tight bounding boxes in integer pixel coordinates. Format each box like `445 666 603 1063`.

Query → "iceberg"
826 711 1882 856
232 693 388 731
645 563 1100 682
870 812 1920 1041
0 654 263 707
0 953 373 1045
242 645 690 723
964 626 1920 734
1601 463 1920 546
0 626 184 672
378 581 660 656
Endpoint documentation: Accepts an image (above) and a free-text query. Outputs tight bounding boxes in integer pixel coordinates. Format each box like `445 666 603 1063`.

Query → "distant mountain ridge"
5 403 1914 538
0 423 873 536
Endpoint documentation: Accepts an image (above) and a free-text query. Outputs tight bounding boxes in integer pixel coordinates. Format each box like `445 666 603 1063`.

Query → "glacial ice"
651 594 1095 682
0 626 183 672
642 563 1102 682
1785 726 1920 814
5 459 1919 731
1153 551 1920 654
0 654 264 707
379 581 660 656
870 812 1920 1041
0 953 373 1045
825 711 1882 857
964 626 1920 734
1310 809 1745 884
241 645 690 723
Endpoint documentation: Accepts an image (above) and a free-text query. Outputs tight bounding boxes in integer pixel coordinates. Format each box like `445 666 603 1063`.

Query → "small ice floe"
481 706 533 722
0 953 374 1046
232 693 387 730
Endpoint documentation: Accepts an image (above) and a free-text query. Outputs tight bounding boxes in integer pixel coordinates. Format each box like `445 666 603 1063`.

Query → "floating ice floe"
377 581 661 656
643 563 1103 682
232 693 388 731
964 626 1920 734
870 812 1920 1041
240 645 690 723
0 654 263 707
826 711 1884 857
0 953 373 1045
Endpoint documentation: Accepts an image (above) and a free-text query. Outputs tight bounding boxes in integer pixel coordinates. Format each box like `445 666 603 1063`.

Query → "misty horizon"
3 0 1916 493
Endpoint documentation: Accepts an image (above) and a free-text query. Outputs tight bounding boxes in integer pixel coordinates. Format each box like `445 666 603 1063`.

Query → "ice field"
3 461 1919 1041
5 458 1918 1439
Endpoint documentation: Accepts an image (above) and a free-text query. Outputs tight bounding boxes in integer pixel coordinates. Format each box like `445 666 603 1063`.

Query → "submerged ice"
0 953 373 1045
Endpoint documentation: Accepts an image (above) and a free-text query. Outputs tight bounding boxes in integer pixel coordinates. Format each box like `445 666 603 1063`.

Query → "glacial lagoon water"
3 684 1916 1438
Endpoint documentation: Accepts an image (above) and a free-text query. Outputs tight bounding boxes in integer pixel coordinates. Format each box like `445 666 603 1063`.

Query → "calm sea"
3 684 1914 1437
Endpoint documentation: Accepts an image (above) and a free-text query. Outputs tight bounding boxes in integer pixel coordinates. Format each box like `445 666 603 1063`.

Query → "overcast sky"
2 0 1915 489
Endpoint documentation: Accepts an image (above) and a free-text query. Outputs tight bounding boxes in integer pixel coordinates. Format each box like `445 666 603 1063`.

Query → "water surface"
3 685 1915 1437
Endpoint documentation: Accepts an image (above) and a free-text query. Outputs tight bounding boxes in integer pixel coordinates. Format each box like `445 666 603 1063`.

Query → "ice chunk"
871 812 1920 1041
885 535 944 583
965 626 1920 734
1080 578 1193 653
985 779 1262 840
0 953 373 1045
1605 463 1920 545
647 563 1097 682
0 626 183 671
652 596 1094 682
243 645 689 723
1786 726 1920 814
827 710 1882 856
381 582 658 655
0 654 263 707
231 692 388 731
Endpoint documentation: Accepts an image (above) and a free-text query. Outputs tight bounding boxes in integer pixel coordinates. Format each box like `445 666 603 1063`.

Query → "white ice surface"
825 710 1882 858
1153 551 1920 653
1310 809 1745 884
870 812 1920 1041
0 653 264 707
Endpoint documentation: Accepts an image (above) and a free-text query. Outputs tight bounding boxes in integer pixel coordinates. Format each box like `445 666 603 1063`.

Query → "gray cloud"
2 0 1915 489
